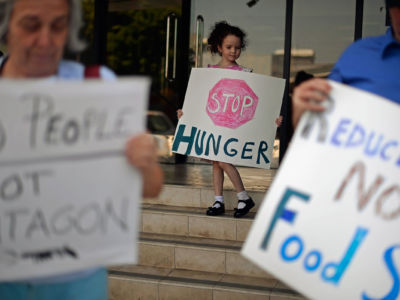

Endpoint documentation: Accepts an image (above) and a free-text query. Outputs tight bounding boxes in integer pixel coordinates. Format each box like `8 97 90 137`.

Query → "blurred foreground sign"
172 68 285 169
242 81 400 300
0 78 150 280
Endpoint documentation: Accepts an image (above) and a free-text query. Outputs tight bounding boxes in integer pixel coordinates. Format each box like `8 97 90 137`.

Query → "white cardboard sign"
242 81 400 300
0 78 150 280
172 68 285 169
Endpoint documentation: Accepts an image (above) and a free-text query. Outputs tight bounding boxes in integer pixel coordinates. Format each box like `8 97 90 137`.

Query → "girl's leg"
206 162 225 215
213 161 224 196
216 162 244 192
217 162 254 218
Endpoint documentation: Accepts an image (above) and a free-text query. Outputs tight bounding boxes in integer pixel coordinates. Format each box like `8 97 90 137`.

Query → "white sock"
237 191 249 200
237 191 249 209
213 196 224 208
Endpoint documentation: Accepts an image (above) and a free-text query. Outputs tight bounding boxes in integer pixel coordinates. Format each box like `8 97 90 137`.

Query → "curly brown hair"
208 21 247 55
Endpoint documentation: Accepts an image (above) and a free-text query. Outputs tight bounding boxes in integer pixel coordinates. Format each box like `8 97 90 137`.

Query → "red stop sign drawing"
206 78 258 129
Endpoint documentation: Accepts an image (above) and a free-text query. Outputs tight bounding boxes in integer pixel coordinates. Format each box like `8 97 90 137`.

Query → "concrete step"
108 265 307 300
138 233 271 279
141 204 254 242
144 184 267 212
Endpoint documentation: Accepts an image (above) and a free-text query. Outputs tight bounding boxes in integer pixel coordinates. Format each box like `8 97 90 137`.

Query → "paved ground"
161 162 278 192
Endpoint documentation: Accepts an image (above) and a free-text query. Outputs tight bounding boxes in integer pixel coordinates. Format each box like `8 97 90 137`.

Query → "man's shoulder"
344 33 387 55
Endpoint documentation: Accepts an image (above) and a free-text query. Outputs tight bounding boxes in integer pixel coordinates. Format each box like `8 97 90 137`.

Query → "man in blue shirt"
292 0 400 128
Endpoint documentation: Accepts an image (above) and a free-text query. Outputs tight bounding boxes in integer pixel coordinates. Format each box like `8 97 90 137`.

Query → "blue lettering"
257 141 269 164
362 244 400 300
241 142 254 159
321 226 368 285
304 250 322 272
329 120 400 167
380 141 398 161
172 124 196 155
345 124 365 148
281 235 304 261
224 138 238 157
194 130 206 155
331 118 352 146
365 132 384 157
260 188 310 250
204 133 221 156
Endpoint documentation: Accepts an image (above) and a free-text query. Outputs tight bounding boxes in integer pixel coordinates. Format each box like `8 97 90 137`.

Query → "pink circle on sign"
206 78 258 129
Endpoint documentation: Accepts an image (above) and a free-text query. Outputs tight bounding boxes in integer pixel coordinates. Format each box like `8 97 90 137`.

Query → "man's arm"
125 133 164 198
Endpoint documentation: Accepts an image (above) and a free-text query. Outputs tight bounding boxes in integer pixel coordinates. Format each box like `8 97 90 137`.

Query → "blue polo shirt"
329 27 400 104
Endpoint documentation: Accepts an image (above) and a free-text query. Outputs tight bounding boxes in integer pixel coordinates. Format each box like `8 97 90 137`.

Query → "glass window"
190 0 286 76
101 0 183 123
290 0 356 81
78 0 96 64
106 0 180 81
363 0 387 37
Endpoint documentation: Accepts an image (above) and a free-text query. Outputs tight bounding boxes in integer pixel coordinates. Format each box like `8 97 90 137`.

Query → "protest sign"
172 68 285 169
242 81 400 300
0 78 150 280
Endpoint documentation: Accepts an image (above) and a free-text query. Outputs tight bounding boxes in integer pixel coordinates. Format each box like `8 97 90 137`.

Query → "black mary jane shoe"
206 201 225 216
234 198 255 218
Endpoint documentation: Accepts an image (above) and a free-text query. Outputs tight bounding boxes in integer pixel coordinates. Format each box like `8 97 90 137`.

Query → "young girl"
178 21 254 218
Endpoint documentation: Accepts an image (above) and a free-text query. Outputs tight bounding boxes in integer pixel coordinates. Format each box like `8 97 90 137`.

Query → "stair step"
141 204 254 241
160 162 277 189
144 184 267 211
139 233 271 278
108 265 307 300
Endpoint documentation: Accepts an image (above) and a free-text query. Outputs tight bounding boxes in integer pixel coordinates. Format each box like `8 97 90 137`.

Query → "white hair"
0 0 86 52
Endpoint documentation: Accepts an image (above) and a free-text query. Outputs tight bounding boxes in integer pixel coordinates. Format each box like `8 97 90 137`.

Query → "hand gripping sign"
242 81 400 300
172 68 285 169
0 78 150 281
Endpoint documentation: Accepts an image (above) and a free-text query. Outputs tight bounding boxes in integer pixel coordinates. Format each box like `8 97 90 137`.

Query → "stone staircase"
108 164 307 300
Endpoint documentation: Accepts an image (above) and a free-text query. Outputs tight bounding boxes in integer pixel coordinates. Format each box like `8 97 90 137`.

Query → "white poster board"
0 78 150 281
242 81 400 300
172 68 285 169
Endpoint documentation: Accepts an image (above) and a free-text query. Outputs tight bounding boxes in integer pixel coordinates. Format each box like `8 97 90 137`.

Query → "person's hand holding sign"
125 133 163 198
176 109 183 119
292 78 332 128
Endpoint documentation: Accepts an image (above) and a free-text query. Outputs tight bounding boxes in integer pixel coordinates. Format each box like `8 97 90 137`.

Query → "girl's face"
218 34 242 64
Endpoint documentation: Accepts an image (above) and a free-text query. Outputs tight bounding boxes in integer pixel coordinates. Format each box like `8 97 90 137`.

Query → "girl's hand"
176 109 183 119
125 133 163 197
292 78 331 129
275 115 283 127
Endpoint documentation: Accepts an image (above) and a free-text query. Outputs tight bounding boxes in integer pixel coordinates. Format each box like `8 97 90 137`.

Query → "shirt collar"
381 27 400 58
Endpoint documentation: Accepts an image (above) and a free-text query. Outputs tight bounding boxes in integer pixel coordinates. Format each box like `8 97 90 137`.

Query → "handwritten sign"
0 78 150 280
172 68 285 168
242 81 400 300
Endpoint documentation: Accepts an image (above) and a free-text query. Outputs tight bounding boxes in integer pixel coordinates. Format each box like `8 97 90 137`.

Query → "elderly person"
0 0 163 299
292 0 400 129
